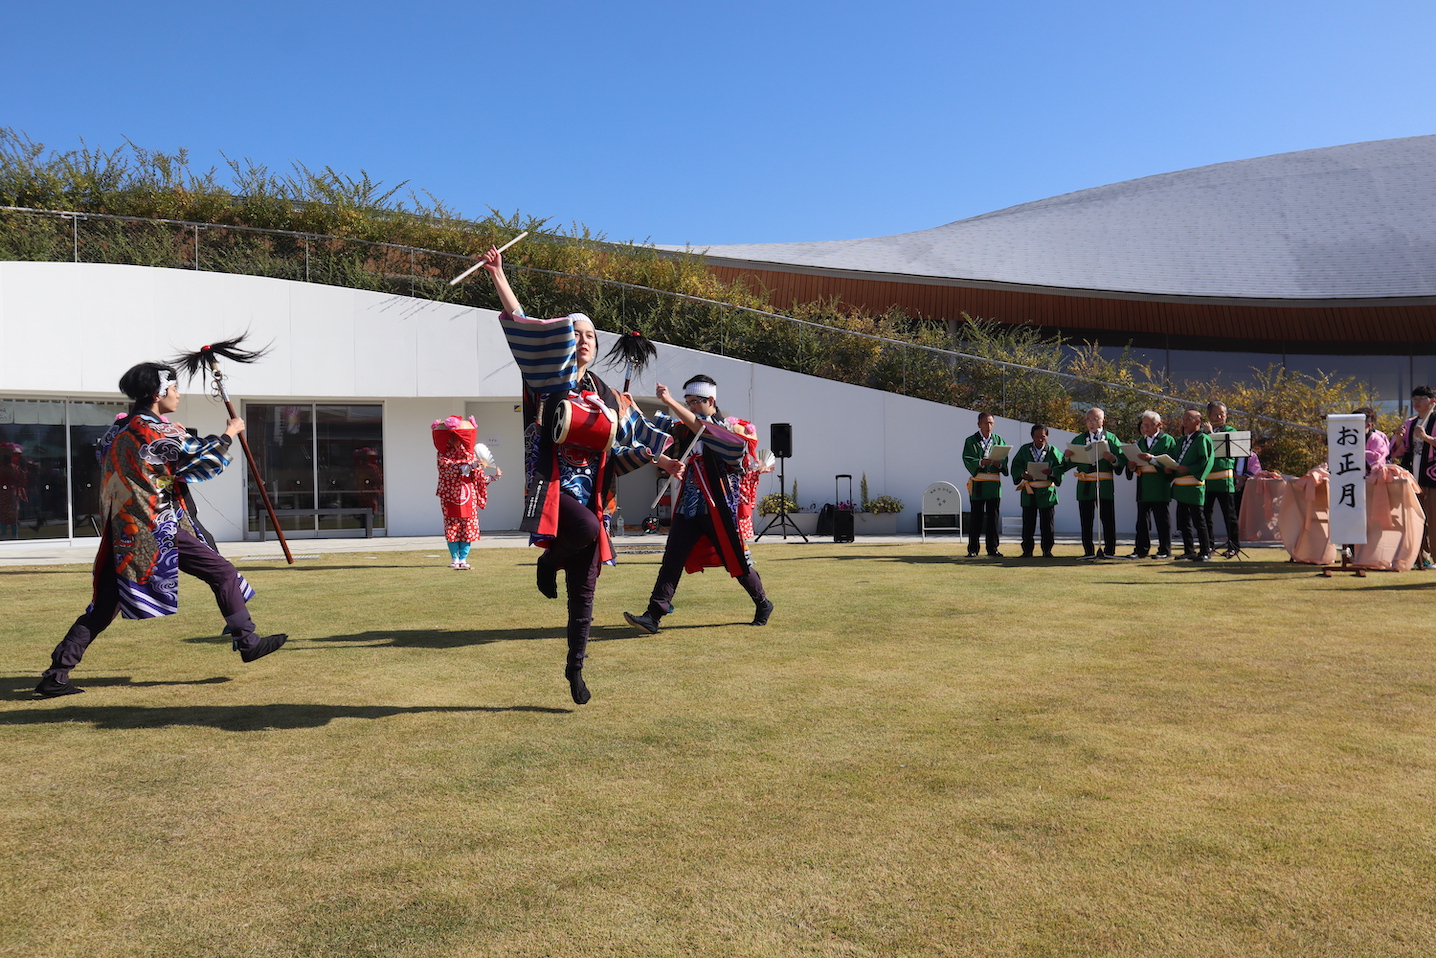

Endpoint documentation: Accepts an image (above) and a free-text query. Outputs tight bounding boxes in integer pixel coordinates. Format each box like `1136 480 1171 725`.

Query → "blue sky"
3 1 1432 247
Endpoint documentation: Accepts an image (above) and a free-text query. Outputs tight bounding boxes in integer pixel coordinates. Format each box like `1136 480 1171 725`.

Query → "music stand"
1212 430 1253 559
1210 431 1252 458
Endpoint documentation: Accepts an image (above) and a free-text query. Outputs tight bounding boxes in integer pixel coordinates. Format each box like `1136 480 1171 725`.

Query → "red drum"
553 394 618 451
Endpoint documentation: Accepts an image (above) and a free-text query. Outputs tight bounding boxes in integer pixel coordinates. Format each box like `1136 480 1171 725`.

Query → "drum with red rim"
553 394 618 451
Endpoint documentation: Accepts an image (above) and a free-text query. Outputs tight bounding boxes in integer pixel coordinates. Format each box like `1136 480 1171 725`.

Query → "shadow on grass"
0 701 569 729
0 674 232 702
769 551 1324 578
0 567 94 576
230 564 422 572
1327 578 1436 590
304 622 663 650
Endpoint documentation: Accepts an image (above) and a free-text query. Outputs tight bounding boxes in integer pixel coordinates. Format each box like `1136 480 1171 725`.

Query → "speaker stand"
754 456 807 542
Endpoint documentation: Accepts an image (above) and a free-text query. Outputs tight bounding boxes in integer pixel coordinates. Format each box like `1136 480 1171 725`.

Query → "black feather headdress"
170 334 273 382
603 330 658 391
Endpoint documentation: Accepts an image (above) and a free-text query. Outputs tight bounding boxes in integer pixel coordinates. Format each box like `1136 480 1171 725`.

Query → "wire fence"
0 205 1324 447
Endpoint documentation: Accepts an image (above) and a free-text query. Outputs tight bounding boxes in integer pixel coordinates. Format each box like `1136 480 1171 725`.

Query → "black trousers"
1078 497 1117 556
45 529 259 682
1176 501 1212 556
1135 500 1171 556
968 497 1001 555
541 493 607 671
1021 504 1054 555
1204 489 1239 547
648 510 765 619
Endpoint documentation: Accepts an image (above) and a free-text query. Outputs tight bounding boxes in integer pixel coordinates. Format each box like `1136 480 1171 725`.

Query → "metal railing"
0 205 1320 435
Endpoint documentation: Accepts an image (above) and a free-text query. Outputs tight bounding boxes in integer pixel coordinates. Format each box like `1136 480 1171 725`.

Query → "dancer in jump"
480 245 682 704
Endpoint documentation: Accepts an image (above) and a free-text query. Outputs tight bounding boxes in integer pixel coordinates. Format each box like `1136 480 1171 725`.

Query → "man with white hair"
1062 407 1126 559
1125 410 1176 559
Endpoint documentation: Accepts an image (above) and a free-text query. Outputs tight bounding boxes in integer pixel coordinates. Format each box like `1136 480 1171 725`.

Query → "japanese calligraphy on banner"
1327 413 1367 544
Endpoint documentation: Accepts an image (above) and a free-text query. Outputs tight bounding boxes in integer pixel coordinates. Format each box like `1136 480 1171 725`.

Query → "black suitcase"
834 474 855 542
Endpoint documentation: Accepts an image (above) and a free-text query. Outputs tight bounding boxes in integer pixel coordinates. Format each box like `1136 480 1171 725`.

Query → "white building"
0 261 1127 546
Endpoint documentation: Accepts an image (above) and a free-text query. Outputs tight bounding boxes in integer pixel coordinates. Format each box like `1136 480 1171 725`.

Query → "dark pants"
968 497 1001 555
1176 501 1212 556
1205 489 1239 548
648 510 765 620
1021 504 1054 555
45 529 259 682
1078 497 1117 556
1135 500 1171 556
1417 486 1436 561
540 493 606 671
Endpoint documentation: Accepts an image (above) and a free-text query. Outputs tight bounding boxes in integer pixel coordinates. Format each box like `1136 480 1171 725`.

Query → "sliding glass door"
242 403 385 538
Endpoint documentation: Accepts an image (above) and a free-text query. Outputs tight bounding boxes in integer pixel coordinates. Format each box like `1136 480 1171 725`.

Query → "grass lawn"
2 542 1433 957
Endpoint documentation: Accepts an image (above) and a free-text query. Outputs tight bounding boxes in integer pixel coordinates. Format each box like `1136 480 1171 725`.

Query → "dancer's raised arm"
480 246 523 317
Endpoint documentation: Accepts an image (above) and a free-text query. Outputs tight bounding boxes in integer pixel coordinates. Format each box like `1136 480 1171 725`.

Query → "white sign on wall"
1327 413 1367 545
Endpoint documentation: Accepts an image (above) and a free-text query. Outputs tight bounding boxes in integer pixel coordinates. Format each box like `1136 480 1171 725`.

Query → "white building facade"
0 261 1128 546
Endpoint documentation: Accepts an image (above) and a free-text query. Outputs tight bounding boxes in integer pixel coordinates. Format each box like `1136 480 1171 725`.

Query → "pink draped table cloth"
1274 464 1426 571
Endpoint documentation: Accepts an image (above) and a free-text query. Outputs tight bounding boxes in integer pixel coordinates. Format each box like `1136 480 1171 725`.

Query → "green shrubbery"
0 128 1392 476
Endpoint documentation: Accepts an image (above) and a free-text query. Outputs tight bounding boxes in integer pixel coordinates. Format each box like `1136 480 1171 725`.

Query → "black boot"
564 665 591 705
240 634 288 663
623 610 660 635
751 598 774 626
536 554 559 599
35 674 84 697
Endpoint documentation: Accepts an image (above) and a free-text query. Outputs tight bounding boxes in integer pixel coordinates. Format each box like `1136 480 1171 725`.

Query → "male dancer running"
36 363 285 697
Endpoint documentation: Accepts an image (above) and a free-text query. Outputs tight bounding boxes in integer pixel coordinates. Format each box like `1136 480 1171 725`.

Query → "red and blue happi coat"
92 414 252 619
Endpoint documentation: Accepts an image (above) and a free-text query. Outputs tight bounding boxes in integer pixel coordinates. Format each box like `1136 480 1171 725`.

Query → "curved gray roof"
676 136 1436 302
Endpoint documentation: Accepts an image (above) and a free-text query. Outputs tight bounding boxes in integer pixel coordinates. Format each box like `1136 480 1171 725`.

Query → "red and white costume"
433 416 493 544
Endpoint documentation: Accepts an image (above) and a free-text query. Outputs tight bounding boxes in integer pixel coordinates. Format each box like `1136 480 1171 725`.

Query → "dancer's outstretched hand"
656 454 685 481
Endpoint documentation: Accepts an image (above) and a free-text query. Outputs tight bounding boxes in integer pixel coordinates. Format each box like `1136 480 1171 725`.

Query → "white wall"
1 261 1148 542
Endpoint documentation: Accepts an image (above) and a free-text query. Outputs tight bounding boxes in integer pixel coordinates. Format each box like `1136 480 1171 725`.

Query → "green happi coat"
1168 431 1214 506
1128 433 1176 503
962 431 1009 501
1010 441 1062 509
1206 424 1237 494
1061 430 1127 501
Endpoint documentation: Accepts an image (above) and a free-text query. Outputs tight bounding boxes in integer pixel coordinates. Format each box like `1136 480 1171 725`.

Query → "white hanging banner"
1327 413 1368 545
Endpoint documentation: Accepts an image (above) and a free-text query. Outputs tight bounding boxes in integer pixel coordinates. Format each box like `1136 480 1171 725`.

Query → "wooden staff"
207 359 293 564
651 424 706 511
448 231 529 286
171 337 293 564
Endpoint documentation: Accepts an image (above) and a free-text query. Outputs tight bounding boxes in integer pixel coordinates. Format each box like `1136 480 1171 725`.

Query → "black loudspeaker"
771 423 793 459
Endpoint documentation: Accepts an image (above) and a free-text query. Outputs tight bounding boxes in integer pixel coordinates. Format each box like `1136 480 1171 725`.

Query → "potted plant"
855 493 904 534
757 485 817 535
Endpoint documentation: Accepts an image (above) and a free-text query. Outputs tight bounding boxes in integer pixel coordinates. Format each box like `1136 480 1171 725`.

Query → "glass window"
0 399 67 540
69 401 128 537
244 403 316 536
1281 354 1406 407
317 404 385 533
242 402 384 537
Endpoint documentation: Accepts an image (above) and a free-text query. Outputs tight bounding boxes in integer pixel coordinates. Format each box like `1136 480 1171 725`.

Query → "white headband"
684 381 716 400
157 369 178 391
